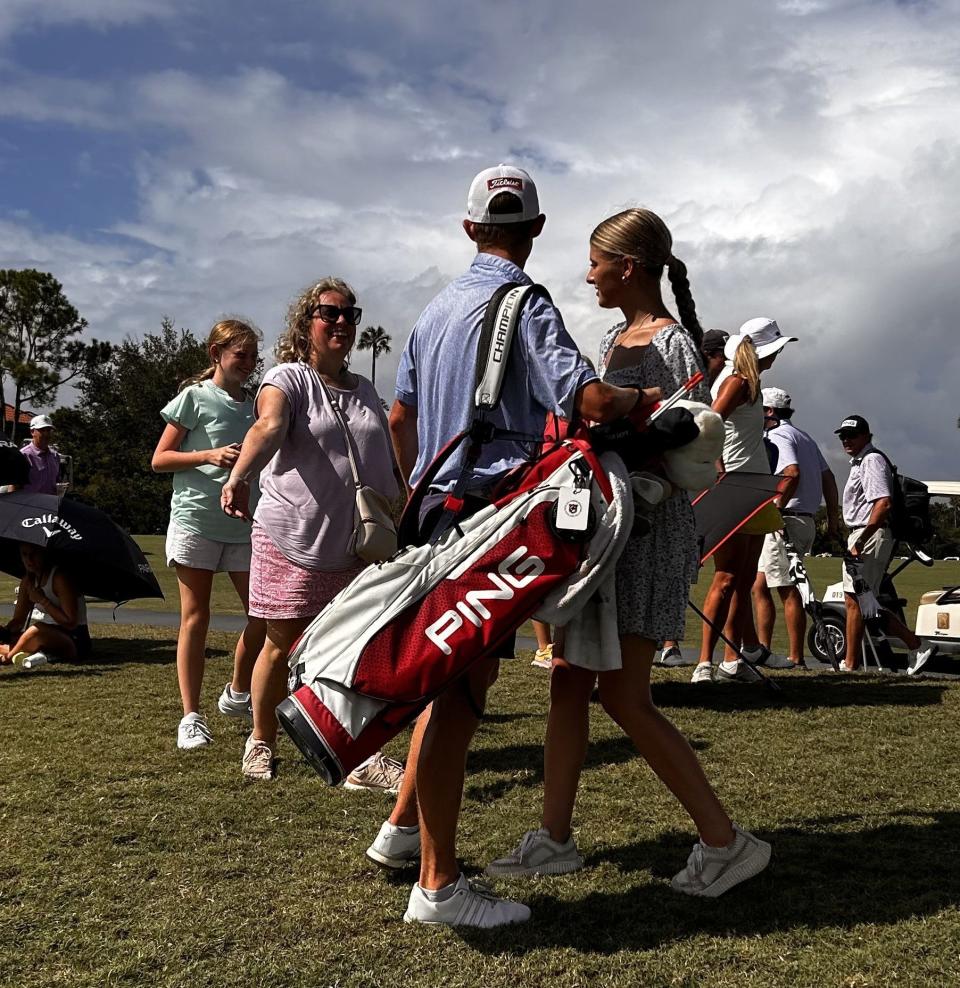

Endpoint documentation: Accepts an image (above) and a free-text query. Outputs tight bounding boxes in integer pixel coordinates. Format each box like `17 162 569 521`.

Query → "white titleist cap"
466 164 540 223
30 414 54 430
761 387 792 410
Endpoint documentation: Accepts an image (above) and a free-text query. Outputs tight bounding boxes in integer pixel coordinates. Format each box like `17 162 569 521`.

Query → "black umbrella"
0 491 163 603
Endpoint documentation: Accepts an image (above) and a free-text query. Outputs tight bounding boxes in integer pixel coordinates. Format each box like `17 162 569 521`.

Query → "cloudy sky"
1 0 958 478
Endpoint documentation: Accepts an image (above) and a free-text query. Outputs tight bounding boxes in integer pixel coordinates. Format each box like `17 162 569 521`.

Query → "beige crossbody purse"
314 372 398 563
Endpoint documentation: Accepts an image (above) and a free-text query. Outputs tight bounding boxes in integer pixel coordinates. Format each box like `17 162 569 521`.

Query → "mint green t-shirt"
160 379 259 543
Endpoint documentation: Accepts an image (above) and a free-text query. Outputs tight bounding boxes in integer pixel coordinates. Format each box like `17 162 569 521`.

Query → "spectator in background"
20 415 61 494
836 415 935 674
748 388 840 668
699 329 729 386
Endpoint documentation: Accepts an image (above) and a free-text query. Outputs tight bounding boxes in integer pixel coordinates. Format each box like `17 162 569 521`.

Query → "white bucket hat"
724 317 797 361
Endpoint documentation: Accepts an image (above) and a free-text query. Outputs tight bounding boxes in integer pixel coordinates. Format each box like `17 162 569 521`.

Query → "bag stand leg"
686 599 782 695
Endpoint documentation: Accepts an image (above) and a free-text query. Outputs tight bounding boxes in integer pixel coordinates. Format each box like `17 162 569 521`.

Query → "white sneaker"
658 645 693 668
217 683 252 718
366 820 421 869
241 733 275 780
671 824 771 898
907 643 938 676
690 663 714 684
21 651 51 670
177 712 212 750
716 659 757 683
741 645 793 669
403 874 530 927
344 752 405 794
531 644 553 669
485 828 584 877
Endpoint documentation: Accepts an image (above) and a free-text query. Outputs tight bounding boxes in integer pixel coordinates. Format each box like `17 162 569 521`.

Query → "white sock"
420 878 458 902
720 659 740 673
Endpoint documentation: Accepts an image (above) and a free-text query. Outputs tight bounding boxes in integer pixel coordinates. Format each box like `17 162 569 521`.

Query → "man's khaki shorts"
759 514 817 588
841 526 894 595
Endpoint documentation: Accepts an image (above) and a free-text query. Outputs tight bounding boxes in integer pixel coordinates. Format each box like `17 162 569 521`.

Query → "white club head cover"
661 400 724 492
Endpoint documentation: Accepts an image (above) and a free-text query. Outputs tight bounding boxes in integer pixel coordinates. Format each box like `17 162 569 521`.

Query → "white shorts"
842 526 894 595
165 519 252 573
759 514 816 588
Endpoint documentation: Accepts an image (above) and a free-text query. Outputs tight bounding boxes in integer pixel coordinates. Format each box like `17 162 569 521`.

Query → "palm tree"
356 325 392 388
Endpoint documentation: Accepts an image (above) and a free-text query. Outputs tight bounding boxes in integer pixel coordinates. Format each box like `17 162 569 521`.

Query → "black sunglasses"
312 304 362 325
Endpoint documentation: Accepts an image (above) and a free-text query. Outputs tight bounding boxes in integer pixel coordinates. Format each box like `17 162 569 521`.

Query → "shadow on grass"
459 809 960 953
0 637 179 681
651 678 949 712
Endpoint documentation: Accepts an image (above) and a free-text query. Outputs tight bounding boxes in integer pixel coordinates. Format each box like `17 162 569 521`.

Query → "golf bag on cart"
276 284 705 785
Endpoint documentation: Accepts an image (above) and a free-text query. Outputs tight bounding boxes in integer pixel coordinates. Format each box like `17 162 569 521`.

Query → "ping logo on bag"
425 546 545 655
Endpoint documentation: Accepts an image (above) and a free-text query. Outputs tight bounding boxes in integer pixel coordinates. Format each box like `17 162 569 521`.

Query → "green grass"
3 623 960 986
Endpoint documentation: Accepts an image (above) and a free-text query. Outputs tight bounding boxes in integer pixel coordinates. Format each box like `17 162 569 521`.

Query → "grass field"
3 622 960 987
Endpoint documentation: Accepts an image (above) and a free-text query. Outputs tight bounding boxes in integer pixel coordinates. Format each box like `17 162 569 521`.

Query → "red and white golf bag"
277 434 617 784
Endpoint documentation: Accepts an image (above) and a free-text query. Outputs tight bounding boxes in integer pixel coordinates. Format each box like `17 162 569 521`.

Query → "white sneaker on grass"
716 659 756 683
217 683 252 718
690 663 714 684
907 643 938 676
177 712 212 750
366 820 421 869
485 828 584 877
404 874 530 927
241 734 275 780
671 824 771 897
344 752 405 794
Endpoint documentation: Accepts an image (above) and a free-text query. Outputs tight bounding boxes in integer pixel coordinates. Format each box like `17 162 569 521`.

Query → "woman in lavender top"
222 277 400 781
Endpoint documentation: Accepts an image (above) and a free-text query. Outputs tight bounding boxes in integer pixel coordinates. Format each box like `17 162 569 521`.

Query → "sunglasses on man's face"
312 304 362 326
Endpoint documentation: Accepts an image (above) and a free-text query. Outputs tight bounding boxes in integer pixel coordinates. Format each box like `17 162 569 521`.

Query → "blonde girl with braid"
487 208 772 898
691 317 796 684
152 319 267 750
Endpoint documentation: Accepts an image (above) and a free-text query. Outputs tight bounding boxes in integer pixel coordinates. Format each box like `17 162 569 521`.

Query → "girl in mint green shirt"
151 319 266 751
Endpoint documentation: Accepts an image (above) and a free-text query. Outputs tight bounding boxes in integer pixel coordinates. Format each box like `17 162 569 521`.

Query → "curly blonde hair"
275 277 357 365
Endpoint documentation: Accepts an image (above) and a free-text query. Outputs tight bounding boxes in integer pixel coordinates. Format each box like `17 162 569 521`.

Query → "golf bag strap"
398 282 548 546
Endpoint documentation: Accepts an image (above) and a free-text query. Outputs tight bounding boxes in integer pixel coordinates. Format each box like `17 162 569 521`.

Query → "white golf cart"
807 481 960 668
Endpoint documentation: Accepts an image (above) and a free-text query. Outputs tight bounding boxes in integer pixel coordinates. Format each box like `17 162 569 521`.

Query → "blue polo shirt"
396 253 597 491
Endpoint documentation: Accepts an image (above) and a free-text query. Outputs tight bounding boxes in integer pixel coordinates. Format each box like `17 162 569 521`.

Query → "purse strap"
308 366 365 493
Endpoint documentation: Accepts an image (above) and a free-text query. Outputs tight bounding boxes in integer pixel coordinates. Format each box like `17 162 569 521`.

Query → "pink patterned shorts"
249 524 363 621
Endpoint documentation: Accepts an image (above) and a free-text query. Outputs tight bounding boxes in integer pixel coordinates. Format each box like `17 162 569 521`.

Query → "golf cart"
807 481 960 666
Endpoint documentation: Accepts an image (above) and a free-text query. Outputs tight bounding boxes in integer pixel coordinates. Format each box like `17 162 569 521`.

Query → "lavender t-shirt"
253 363 398 571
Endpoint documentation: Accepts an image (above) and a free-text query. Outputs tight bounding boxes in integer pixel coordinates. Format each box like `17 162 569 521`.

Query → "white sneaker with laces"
403 874 530 927
485 828 584 877
671 823 771 897
907 643 938 676
177 712 212 750
690 663 714 684
366 820 421 869
344 752 405 794
716 659 757 683
217 683 252 718
241 733 275 780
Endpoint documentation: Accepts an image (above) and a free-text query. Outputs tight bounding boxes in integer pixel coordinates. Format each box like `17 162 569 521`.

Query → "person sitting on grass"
0 544 91 668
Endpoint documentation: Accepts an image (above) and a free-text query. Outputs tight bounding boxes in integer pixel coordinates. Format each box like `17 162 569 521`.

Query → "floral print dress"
599 322 709 642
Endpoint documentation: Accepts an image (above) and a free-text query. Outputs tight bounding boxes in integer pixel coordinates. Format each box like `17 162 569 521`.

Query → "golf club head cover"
661 401 724 492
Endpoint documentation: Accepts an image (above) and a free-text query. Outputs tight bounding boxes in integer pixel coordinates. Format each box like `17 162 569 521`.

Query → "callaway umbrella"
0 491 163 603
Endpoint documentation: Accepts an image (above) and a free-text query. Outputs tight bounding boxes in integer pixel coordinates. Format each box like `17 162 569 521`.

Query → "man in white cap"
365 163 660 928
746 388 840 668
20 414 61 495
